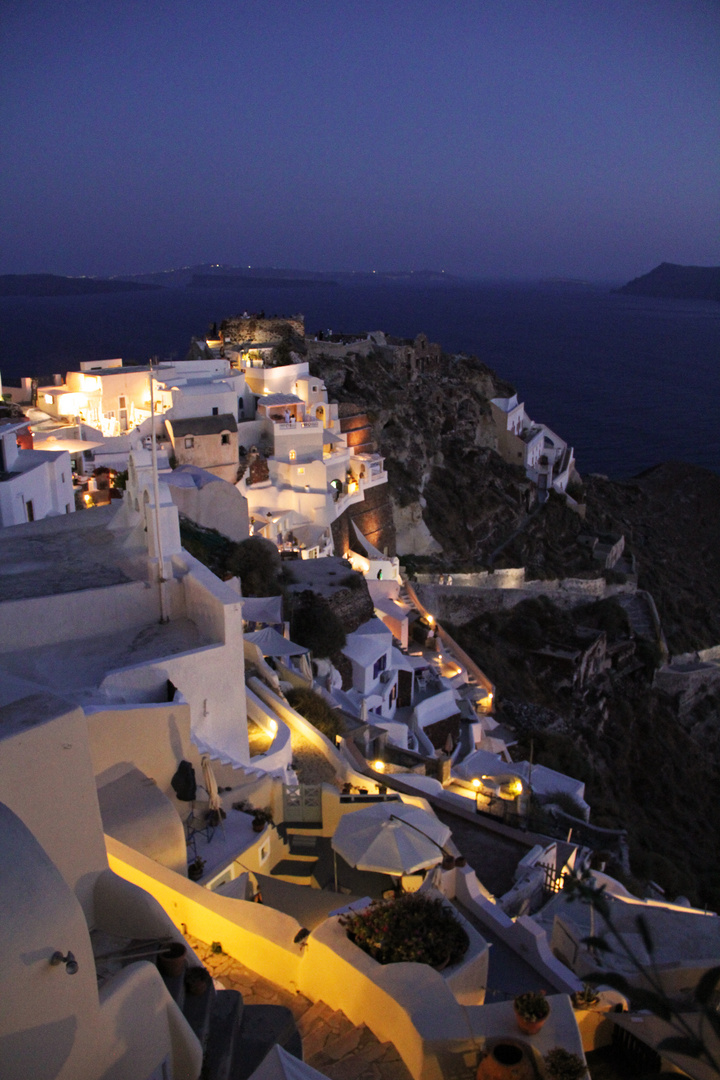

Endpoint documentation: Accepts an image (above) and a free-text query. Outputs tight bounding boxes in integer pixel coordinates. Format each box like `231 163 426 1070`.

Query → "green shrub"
542 789 587 819
290 593 346 657
339 895 469 968
227 537 282 596
286 687 344 740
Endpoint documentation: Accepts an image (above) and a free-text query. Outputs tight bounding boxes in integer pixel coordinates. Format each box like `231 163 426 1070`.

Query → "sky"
0 0 717 281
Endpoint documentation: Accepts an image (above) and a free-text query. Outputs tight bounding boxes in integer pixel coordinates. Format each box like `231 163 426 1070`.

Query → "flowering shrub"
339 894 469 968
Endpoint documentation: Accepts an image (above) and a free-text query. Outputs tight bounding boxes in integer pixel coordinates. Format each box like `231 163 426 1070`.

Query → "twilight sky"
1 0 717 280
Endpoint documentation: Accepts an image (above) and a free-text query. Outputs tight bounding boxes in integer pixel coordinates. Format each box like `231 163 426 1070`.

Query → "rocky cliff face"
311 344 533 561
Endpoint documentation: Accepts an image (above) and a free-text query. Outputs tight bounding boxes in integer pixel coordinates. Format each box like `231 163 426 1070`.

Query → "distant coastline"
616 262 720 302
0 274 159 298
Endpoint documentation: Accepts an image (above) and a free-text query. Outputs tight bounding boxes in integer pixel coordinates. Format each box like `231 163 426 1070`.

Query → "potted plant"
188 855 205 881
543 1047 586 1080
339 894 469 969
571 984 599 1010
251 806 274 832
513 990 550 1034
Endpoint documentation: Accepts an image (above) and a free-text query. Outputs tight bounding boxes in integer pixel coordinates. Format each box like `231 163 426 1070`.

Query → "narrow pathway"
290 730 341 785
186 935 413 1080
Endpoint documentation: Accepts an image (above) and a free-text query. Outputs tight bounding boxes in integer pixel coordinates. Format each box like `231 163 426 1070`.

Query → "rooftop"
0 505 138 600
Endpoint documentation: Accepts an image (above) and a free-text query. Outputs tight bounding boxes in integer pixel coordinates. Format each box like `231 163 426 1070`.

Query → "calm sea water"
1 281 718 479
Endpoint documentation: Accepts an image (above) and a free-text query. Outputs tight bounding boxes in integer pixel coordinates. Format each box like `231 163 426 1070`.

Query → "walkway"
186 934 413 1080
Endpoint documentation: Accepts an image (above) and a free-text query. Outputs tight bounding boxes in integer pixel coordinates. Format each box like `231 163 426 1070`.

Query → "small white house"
0 419 74 526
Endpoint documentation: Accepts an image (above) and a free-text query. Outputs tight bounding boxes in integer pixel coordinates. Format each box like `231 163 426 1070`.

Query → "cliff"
616 262 720 302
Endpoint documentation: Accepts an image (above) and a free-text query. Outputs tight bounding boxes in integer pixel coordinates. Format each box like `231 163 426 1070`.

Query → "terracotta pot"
477 1042 533 1080
157 942 187 978
514 1004 550 1035
185 966 212 996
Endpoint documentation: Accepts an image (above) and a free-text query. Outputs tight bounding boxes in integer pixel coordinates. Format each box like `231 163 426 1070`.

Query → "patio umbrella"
331 802 451 876
201 754 226 832
248 1045 327 1080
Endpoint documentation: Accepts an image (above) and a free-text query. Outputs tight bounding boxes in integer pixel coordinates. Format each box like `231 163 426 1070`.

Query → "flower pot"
477 1042 533 1080
252 819 265 833
157 942 187 978
514 1003 550 1035
185 966 212 996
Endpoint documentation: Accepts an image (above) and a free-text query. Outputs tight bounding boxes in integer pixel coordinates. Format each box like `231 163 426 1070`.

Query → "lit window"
44 394 54 405
297 467 305 475
289 450 296 461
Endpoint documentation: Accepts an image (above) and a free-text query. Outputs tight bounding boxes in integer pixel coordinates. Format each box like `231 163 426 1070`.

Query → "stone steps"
159 958 301 1080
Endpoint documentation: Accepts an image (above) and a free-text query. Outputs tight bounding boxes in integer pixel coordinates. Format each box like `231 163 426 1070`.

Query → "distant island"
616 262 720 302
0 274 160 297
190 273 339 290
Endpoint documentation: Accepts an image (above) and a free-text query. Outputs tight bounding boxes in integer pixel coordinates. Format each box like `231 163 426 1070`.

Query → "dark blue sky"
1 0 717 280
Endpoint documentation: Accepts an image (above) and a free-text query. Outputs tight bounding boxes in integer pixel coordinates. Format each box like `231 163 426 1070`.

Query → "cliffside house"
491 394 575 496
166 414 239 483
0 417 74 525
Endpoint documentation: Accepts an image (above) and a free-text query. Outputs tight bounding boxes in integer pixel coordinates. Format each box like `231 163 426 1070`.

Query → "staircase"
160 958 302 1080
616 592 656 639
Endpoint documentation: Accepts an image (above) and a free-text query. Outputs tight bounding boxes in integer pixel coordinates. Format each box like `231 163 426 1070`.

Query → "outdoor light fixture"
471 778 481 789
373 760 385 772
50 950 79 975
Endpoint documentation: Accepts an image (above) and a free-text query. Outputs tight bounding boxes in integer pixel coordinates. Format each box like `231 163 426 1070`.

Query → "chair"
185 802 216 857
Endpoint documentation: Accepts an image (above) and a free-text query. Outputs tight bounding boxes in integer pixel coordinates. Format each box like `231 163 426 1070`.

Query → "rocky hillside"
616 262 720 302
311 345 720 908
311 345 542 560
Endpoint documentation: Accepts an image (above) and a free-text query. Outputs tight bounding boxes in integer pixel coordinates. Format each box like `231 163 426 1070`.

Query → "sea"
1 279 718 480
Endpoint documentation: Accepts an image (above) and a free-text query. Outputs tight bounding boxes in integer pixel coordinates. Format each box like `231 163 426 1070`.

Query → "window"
61 472 65 483
289 449 296 461
66 503 72 514
221 433 230 445
212 407 219 415
185 438 194 449
373 653 387 679
26 500 34 522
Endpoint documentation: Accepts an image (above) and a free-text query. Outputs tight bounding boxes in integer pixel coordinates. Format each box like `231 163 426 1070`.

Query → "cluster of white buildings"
1 331 715 1080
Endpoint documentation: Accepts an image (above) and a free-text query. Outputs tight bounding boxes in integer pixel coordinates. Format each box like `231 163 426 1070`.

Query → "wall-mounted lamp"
50 950 79 975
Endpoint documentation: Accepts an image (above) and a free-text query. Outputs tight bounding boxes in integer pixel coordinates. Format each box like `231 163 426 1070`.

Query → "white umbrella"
201 755 225 833
248 1045 327 1080
331 802 451 876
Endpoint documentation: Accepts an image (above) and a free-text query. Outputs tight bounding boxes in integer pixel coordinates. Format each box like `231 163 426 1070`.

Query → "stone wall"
332 482 396 559
413 575 636 624
221 316 305 346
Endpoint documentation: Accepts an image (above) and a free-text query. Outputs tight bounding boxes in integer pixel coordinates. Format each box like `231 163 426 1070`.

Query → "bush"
339 895 469 968
290 593 346 657
227 536 282 596
542 789 587 819
286 687 344 740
